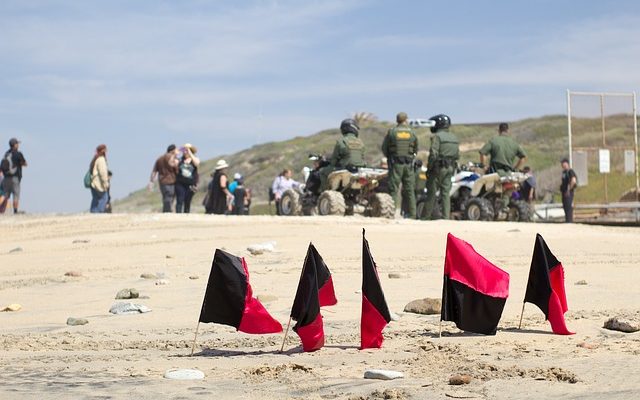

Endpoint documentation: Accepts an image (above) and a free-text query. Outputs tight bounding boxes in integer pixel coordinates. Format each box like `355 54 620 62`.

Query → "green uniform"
479 135 526 176
423 130 460 220
320 133 366 190
382 123 418 218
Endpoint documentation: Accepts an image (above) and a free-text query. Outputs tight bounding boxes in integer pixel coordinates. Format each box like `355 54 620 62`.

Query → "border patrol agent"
320 118 365 190
423 114 459 220
382 112 418 218
479 122 526 176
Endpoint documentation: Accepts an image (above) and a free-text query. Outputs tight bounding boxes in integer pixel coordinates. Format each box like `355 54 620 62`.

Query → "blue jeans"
160 184 175 213
90 188 108 213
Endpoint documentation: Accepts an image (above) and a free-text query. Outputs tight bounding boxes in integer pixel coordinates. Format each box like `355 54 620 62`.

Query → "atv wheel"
464 198 494 221
279 189 302 216
370 193 395 219
317 191 346 216
507 200 532 222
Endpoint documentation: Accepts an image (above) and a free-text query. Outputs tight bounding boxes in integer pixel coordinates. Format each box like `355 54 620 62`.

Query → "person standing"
89 144 110 213
479 123 526 176
0 138 28 214
423 114 459 220
175 143 200 214
232 176 250 215
520 166 536 204
271 169 300 215
560 159 577 223
206 160 233 215
149 144 179 213
382 112 418 218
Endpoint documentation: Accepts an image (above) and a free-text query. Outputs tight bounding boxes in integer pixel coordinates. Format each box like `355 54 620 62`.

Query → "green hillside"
114 115 638 213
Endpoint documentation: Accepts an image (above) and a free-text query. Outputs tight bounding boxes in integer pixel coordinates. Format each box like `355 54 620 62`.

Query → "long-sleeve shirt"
91 156 110 192
271 176 300 198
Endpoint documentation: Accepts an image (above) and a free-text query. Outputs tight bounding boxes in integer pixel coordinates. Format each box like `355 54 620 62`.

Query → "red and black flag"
523 234 573 335
361 229 391 349
441 234 510 335
290 243 334 352
199 249 282 334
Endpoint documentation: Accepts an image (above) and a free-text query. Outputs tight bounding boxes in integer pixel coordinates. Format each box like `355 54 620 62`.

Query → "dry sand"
1 214 639 400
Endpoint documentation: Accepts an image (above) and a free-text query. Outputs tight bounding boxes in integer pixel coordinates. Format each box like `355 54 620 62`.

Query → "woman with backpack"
175 143 200 213
89 144 110 213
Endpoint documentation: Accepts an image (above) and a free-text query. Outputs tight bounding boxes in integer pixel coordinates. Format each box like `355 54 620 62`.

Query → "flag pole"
190 322 201 356
280 317 292 353
518 302 526 329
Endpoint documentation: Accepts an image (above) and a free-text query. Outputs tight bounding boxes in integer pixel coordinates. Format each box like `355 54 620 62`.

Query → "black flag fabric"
523 234 573 335
361 229 391 349
441 234 510 335
199 249 282 334
290 244 326 352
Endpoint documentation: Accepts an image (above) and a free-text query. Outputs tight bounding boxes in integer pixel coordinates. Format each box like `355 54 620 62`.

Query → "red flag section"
361 229 391 349
310 245 338 307
290 243 330 352
441 234 510 335
523 234 574 335
199 249 282 334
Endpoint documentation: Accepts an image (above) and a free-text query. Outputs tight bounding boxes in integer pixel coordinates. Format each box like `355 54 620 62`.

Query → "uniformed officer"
320 118 366 190
479 123 527 176
423 114 459 220
382 112 418 218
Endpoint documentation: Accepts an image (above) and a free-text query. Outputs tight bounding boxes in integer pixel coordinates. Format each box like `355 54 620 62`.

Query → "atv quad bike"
463 171 532 222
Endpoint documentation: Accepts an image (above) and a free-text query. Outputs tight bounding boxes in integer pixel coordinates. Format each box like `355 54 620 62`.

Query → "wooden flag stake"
518 303 526 329
190 322 201 356
280 317 292 353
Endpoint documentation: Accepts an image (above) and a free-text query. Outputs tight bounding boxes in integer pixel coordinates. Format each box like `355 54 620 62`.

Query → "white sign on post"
599 149 610 173
624 150 635 174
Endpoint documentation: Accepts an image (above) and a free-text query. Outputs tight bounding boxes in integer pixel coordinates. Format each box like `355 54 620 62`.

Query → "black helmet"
429 114 451 133
340 118 360 136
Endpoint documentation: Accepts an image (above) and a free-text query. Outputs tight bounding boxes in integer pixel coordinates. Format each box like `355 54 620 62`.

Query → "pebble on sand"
9 247 23 253
257 294 278 303
140 273 157 279
1 304 22 312
363 369 404 380
449 374 473 385
115 288 140 299
575 280 588 285
603 317 639 333
164 369 205 380
189 275 199 280
155 279 170 286
64 271 83 277
404 298 441 315
388 273 410 279
66 317 89 326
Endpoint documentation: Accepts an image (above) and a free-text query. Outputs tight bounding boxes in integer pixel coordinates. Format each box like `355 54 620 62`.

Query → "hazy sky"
2 0 640 213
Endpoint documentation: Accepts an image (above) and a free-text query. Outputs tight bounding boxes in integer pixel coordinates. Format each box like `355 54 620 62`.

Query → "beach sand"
1 214 639 399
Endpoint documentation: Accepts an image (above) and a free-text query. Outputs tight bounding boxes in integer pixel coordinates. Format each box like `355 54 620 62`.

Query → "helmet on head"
428 114 451 133
340 118 360 136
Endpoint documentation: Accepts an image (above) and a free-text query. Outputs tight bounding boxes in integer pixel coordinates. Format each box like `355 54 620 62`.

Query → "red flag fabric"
523 234 574 335
308 244 337 307
199 249 282 334
441 233 510 335
290 244 326 352
361 229 391 349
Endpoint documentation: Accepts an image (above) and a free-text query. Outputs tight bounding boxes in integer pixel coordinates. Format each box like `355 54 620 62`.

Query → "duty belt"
392 156 414 164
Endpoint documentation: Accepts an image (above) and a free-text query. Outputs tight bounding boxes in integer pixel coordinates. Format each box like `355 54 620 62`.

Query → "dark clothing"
382 123 419 218
153 153 178 185
1 176 20 201
207 170 228 215
425 129 460 220
175 183 195 213
176 159 198 186
561 168 577 223
2 150 26 180
331 133 365 169
159 184 175 213
520 175 536 202
480 135 526 175
233 186 248 215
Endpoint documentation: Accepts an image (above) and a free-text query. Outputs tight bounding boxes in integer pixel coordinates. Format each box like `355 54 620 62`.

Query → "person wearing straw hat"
205 159 233 215
175 143 200 213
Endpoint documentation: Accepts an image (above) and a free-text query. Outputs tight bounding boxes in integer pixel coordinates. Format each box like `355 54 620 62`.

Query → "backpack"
83 170 92 189
1 152 18 176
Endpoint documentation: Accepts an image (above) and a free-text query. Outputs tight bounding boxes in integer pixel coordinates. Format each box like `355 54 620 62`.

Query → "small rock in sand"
9 247 23 253
164 369 205 380
363 369 404 380
155 279 170 286
449 374 473 385
577 342 599 350
140 273 157 279
1 304 22 312
404 298 441 315
390 312 401 321
66 317 89 326
257 294 278 303
72 239 90 244
247 242 276 255
388 273 410 279
189 275 199 280
109 302 151 314
603 317 639 333
165 255 174 259
575 280 588 285
115 288 140 299
64 271 83 277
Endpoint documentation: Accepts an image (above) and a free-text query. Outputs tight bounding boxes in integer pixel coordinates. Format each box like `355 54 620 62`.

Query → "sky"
1 0 640 213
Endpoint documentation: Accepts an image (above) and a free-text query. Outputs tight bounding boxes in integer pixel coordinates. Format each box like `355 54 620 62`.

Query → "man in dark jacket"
0 138 28 214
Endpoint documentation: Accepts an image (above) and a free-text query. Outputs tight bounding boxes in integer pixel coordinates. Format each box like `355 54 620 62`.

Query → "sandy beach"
1 214 639 399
